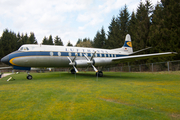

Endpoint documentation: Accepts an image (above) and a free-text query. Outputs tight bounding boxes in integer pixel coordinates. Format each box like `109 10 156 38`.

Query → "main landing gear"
71 69 76 74
96 71 103 77
70 68 103 77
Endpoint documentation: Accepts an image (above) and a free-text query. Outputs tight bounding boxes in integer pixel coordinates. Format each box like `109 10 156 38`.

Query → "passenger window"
58 52 61 56
50 52 53 56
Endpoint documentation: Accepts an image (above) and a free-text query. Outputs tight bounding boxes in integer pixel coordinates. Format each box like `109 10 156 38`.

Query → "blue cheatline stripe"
13 66 31 70
53 52 58 56
9 51 128 59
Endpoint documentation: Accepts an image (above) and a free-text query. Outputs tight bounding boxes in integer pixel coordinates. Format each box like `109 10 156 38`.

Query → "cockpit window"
20 47 23 50
19 47 29 51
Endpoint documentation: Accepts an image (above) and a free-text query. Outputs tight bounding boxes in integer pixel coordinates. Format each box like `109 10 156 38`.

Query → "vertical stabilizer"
112 34 133 54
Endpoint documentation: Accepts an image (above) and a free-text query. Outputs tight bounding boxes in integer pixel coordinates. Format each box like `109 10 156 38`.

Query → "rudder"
112 34 133 54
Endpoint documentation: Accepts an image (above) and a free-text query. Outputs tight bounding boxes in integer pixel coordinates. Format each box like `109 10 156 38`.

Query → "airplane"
1 34 177 80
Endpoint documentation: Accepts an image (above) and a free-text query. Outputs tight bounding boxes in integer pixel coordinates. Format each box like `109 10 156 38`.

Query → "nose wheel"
27 75 32 80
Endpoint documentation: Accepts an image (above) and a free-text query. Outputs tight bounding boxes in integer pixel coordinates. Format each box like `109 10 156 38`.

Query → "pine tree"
93 27 106 48
148 0 180 61
48 35 54 45
128 11 137 50
100 27 107 48
54 35 63 45
107 16 120 49
93 31 101 48
75 39 82 46
16 32 23 48
28 32 38 44
134 0 153 53
67 41 73 46
117 4 130 39
42 36 48 45
107 5 130 49
0 29 18 57
21 33 29 45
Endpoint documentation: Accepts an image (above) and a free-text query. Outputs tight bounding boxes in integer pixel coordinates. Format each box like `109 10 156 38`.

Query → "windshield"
19 47 29 51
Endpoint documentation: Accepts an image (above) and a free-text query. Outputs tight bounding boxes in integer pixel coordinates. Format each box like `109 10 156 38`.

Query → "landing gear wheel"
27 75 32 80
71 69 76 74
96 71 103 77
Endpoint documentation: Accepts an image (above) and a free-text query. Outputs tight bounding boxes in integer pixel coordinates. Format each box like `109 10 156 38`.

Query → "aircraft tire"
96 71 103 77
27 75 32 80
71 69 76 74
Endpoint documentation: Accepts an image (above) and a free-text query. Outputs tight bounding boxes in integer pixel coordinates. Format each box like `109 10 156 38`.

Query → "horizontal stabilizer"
0 66 13 70
112 52 177 62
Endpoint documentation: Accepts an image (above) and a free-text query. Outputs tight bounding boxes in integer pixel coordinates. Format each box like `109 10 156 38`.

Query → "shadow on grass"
0 72 145 83
72 72 142 80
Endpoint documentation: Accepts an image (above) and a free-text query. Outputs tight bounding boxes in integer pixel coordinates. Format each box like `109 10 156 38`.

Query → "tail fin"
112 34 133 54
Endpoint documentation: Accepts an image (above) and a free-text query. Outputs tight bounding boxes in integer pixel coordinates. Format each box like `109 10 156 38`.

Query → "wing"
112 52 177 62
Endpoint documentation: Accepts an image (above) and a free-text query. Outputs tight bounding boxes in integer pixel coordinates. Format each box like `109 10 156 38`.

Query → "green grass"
0 71 180 120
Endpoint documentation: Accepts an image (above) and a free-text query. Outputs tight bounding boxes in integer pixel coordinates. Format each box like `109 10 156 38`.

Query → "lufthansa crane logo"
127 42 132 47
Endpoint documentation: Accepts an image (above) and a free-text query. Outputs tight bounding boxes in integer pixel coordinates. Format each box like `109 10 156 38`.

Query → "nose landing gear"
26 71 32 80
27 75 32 80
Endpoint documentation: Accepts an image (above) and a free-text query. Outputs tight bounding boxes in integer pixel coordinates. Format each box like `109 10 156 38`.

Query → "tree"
67 41 73 46
42 36 48 45
76 38 92 47
28 32 38 44
48 35 54 45
107 16 121 49
93 27 106 48
0 29 18 58
133 0 153 53
117 4 130 39
54 35 63 45
128 11 137 50
21 33 29 45
106 5 130 49
16 32 23 48
75 39 82 46
148 0 180 61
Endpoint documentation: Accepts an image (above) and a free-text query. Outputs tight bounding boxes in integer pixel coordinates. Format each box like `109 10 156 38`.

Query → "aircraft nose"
1 55 9 65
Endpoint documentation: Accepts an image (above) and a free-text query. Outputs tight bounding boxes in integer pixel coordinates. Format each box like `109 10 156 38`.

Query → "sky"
0 0 159 46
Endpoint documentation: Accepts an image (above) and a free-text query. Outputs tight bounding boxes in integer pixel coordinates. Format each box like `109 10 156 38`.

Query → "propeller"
83 52 98 72
67 54 78 73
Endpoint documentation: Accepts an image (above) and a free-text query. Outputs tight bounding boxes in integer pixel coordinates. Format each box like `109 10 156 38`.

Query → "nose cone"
1 55 9 65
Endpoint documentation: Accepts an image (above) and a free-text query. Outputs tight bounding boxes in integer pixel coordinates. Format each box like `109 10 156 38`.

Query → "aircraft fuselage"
1 44 129 70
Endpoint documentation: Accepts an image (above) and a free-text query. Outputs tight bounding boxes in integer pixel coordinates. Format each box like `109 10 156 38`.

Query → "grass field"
0 71 180 120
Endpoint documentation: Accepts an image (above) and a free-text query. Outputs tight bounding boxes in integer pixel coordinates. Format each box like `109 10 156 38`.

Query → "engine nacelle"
74 58 113 67
75 60 88 67
93 58 112 66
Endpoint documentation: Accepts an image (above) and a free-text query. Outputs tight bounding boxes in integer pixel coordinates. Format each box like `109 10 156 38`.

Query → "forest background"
0 0 179 64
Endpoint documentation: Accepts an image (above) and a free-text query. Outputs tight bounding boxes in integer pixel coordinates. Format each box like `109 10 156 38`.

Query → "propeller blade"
72 53 77 62
90 51 96 61
73 66 79 73
84 54 90 61
67 57 72 63
92 65 98 72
